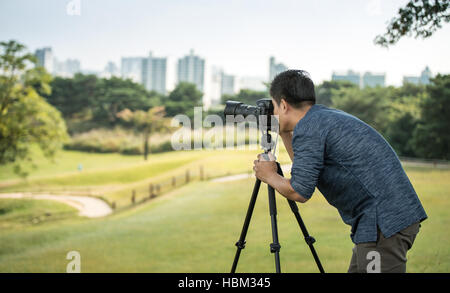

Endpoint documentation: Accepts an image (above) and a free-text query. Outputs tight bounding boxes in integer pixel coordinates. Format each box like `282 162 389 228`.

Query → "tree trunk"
143 131 150 160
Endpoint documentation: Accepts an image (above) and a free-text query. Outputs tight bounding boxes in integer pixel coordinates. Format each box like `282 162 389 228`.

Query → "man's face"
271 98 287 132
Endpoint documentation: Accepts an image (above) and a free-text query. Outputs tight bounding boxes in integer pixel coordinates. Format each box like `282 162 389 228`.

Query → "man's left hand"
253 153 278 184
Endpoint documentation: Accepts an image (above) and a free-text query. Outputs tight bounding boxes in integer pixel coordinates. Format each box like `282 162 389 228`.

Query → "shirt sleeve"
289 132 325 200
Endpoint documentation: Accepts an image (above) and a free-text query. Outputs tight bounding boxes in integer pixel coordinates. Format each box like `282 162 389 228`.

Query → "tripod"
230 130 325 273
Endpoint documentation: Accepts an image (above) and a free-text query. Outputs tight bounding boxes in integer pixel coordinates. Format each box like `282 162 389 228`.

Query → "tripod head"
259 120 279 160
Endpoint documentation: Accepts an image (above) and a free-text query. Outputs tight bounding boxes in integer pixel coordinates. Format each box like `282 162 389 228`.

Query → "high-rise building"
121 57 145 84
332 70 361 87
121 53 167 94
177 49 205 92
104 61 119 77
35 47 53 73
221 71 235 96
269 56 288 82
142 52 167 94
403 66 433 85
362 72 385 88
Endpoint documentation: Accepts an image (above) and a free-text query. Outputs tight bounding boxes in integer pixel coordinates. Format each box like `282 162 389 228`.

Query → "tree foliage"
315 80 357 107
220 88 269 106
165 82 203 120
45 75 162 132
0 40 69 177
116 106 169 160
331 86 391 133
375 0 450 47
412 74 450 160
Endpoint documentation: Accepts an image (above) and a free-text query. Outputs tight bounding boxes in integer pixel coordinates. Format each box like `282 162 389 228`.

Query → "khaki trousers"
347 222 420 273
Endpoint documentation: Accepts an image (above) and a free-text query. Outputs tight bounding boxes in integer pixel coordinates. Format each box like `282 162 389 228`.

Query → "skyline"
1 0 449 88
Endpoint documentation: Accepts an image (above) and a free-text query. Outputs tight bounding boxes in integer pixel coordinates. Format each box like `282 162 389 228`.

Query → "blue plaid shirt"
289 104 427 244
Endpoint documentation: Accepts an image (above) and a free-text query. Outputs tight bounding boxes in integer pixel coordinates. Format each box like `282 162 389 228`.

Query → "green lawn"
0 199 79 230
0 165 448 273
0 146 291 208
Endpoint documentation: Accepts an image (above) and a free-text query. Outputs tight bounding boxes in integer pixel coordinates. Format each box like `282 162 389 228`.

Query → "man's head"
270 70 316 132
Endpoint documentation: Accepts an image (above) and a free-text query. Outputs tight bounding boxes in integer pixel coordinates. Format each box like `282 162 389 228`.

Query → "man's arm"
266 172 309 203
254 155 308 203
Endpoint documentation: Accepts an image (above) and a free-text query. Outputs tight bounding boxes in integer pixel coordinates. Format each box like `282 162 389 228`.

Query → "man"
253 70 427 273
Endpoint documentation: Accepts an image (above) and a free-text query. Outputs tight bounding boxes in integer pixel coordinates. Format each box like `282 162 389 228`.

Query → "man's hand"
253 152 308 203
253 153 278 184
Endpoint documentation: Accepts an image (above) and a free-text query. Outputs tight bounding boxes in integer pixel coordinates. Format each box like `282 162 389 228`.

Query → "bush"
64 127 173 155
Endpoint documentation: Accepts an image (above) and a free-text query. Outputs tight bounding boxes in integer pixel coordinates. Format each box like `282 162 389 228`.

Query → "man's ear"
280 98 289 113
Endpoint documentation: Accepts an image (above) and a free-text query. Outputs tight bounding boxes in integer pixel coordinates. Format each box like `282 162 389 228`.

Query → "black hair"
269 69 316 108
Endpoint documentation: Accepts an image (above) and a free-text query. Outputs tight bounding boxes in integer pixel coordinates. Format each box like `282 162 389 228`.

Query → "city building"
104 61 119 77
142 52 167 94
362 72 385 88
53 58 81 77
269 56 288 82
332 70 361 87
177 49 205 92
220 71 235 96
121 52 167 94
121 57 145 84
403 66 433 85
34 47 54 73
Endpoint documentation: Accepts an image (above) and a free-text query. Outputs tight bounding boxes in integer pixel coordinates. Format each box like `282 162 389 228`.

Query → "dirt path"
0 193 112 218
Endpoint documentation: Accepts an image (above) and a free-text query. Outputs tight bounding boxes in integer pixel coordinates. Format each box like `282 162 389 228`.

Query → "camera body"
224 98 274 128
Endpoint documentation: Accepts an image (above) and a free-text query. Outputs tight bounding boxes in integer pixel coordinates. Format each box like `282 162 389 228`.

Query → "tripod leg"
287 200 325 273
268 184 282 273
231 178 262 273
276 162 325 273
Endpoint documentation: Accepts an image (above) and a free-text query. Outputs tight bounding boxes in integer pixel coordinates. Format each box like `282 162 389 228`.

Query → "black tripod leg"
231 178 262 273
276 163 325 273
268 184 282 273
287 200 325 273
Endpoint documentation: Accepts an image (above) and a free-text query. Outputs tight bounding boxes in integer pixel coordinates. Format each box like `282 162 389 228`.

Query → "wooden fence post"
131 190 136 204
172 176 176 187
186 170 190 183
149 184 154 198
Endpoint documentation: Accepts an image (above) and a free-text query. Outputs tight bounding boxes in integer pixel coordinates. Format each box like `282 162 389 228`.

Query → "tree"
331 87 391 134
0 40 69 177
412 74 450 160
165 82 203 120
315 80 357 107
221 88 269 106
375 0 450 47
93 77 157 127
383 84 425 157
45 74 99 119
116 106 169 160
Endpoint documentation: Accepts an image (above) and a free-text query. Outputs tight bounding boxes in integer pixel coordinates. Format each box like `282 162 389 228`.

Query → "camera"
224 98 274 128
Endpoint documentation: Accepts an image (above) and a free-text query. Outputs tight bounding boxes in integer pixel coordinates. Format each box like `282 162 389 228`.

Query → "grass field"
0 163 448 272
0 146 291 204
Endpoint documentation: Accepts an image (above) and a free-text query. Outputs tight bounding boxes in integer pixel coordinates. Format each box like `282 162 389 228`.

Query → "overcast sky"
1 0 449 87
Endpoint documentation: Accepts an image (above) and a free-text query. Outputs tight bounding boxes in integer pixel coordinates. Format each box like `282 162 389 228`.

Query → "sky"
1 0 449 90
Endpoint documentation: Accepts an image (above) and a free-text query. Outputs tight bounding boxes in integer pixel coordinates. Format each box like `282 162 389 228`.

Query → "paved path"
0 193 112 218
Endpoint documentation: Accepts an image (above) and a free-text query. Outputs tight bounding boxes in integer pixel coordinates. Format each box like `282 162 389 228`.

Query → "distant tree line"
44 74 203 135
221 78 450 160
